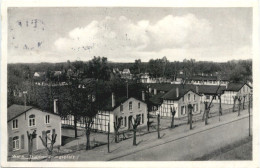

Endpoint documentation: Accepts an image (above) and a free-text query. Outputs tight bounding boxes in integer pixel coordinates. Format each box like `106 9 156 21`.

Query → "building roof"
197 85 226 95
54 71 62 76
34 71 45 76
225 83 252 92
8 104 60 122
149 92 164 105
161 87 199 101
122 69 131 74
8 104 33 121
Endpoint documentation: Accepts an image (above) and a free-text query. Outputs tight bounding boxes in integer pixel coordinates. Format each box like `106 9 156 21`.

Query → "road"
111 116 252 161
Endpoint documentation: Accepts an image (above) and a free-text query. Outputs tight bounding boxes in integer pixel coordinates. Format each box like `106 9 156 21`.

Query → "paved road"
111 116 252 161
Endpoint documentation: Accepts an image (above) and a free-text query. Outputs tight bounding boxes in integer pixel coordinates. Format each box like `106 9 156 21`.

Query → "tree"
237 96 242 116
170 107 176 128
131 115 141 146
157 114 161 138
39 129 57 161
88 56 110 80
27 130 37 161
188 104 193 129
131 59 142 74
114 117 123 143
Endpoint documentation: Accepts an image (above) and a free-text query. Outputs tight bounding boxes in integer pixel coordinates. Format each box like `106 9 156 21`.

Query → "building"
92 92 148 133
121 69 133 80
61 92 148 133
8 104 62 155
155 87 201 118
197 85 226 103
221 83 252 104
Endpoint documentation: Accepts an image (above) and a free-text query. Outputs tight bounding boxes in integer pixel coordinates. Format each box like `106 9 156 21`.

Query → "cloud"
54 13 212 54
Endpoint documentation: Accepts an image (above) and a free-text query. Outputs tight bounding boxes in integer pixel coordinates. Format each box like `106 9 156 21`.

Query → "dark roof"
197 85 226 95
225 83 252 91
8 104 33 121
161 87 200 100
149 92 164 105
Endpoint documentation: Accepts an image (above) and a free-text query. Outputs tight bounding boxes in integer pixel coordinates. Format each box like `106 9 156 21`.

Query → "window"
129 102 132 111
12 119 18 129
45 115 50 124
138 102 141 109
194 95 196 101
46 130 52 144
206 95 210 100
120 104 123 112
196 103 198 111
142 114 144 124
13 136 19 151
182 97 184 102
188 94 190 101
181 106 185 115
124 117 127 127
29 114 35 127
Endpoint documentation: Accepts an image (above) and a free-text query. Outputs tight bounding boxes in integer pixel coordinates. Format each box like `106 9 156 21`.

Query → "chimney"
54 99 58 114
176 87 179 98
154 88 157 95
142 91 145 101
112 93 115 108
196 85 199 93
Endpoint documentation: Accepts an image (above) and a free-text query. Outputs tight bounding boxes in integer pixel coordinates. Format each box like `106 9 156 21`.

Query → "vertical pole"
249 94 251 137
190 108 192 130
107 122 110 153
157 114 160 139
126 82 128 98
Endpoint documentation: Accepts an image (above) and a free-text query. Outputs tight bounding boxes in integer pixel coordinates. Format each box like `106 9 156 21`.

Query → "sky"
8 7 252 63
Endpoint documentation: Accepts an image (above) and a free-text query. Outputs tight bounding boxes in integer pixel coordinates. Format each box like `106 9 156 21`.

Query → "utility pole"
107 122 110 153
248 93 251 137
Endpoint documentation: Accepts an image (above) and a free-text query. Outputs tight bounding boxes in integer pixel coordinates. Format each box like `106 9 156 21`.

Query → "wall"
156 91 200 118
8 108 61 156
112 97 147 133
221 84 251 104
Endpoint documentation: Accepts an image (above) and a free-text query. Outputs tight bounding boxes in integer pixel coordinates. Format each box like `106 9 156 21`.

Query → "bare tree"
27 130 37 161
237 96 242 116
39 129 57 161
84 117 94 150
157 114 160 138
131 115 141 146
114 117 123 143
218 94 222 116
232 96 238 112
170 107 176 128
188 104 193 129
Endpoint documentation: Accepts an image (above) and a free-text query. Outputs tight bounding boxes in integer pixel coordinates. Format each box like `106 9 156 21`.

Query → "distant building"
121 69 133 80
33 72 45 77
221 83 252 104
7 104 61 155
